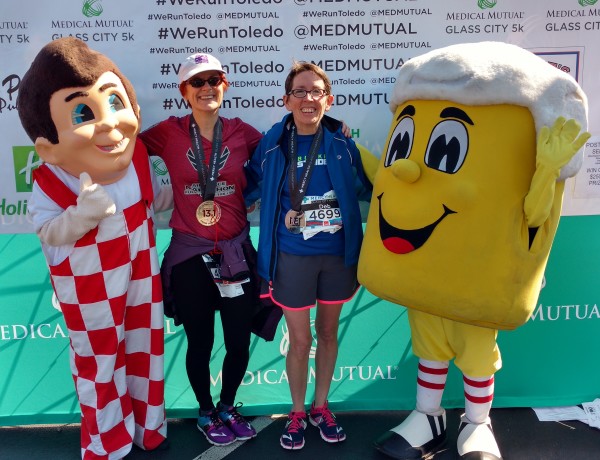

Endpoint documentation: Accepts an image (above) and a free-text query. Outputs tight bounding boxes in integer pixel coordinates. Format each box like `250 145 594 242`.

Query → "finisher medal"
189 117 224 227
284 209 305 234
196 200 221 226
285 123 322 235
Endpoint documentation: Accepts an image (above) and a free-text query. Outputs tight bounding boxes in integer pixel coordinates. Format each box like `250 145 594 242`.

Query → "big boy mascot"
18 37 170 459
358 41 590 459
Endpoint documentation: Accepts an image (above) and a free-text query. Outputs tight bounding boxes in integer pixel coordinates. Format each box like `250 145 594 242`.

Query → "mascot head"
17 37 140 184
358 41 588 329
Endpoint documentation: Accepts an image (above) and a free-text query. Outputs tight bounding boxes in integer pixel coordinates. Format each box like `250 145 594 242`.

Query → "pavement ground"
1 408 600 459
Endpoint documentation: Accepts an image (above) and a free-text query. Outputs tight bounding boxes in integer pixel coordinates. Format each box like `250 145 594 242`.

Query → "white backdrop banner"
1 0 600 233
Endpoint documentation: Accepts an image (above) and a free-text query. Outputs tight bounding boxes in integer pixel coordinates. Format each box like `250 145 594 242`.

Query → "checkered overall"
34 145 167 459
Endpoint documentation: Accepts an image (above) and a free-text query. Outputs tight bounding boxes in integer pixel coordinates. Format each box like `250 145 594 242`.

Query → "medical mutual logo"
477 0 497 9
152 157 169 177
82 0 103 18
579 0 598 7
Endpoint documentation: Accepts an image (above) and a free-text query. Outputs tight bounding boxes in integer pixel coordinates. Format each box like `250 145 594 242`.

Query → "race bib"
300 191 343 240
202 253 249 298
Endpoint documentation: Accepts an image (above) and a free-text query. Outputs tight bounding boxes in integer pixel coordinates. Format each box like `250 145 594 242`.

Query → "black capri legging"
171 253 255 411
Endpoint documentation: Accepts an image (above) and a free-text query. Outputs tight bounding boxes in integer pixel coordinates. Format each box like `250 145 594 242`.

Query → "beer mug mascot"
358 41 590 459
17 37 171 459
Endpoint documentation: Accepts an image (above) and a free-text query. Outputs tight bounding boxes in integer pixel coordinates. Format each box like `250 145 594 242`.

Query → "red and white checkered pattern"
36 148 166 459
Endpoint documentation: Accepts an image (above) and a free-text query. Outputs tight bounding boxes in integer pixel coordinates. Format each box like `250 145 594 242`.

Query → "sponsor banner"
1 0 600 232
2 0 600 424
2 224 600 424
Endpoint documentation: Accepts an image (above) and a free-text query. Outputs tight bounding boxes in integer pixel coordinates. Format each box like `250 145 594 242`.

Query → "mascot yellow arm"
524 117 590 228
357 144 379 184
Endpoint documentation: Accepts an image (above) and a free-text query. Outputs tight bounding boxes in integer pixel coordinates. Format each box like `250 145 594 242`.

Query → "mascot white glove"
38 172 116 246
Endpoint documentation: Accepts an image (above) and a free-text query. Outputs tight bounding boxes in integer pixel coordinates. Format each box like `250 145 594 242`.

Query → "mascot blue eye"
424 120 469 174
71 104 94 125
108 94 125 112
384 116 414 167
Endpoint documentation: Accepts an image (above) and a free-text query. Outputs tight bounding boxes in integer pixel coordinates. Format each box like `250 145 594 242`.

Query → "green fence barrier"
1 219 599 426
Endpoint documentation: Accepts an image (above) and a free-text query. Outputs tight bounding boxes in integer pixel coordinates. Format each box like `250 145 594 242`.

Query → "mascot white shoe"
375 410 447 459
457 414 502 460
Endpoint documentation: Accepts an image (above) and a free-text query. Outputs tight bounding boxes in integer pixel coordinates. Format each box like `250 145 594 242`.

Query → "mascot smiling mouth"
377 193 456 254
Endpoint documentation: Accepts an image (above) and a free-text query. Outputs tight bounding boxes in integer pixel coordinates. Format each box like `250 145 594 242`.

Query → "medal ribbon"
288 122 323 212
189 116 224 201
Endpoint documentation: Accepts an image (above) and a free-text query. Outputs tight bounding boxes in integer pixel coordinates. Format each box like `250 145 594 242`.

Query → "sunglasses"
187 76 223 88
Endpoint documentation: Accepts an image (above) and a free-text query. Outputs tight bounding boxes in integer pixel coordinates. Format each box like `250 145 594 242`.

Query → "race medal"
286 124 322 234
285 209 305 234
189 117 224 226
196 200 221 226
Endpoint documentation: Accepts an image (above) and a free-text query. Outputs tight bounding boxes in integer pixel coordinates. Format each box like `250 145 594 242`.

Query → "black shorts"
269 251 359 310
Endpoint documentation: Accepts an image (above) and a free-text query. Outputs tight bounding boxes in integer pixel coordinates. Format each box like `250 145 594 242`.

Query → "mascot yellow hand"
525 117 591 228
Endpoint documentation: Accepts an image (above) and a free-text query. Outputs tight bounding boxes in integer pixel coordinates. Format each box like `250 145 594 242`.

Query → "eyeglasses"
287 88 328 99
187 76 223 88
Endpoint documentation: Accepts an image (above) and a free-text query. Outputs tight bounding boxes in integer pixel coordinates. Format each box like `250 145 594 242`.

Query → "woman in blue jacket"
245 61 371 451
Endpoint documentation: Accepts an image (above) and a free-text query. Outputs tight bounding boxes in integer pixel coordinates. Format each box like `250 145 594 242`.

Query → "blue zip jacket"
245 114 372 282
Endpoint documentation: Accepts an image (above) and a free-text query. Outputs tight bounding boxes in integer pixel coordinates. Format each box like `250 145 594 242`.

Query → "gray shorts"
270 251 359 310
